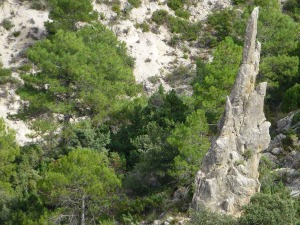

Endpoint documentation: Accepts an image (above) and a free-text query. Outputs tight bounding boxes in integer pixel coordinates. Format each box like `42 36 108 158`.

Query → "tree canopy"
18 24 140 123
39 148 121 224
46 0 98 33
193 37 243 124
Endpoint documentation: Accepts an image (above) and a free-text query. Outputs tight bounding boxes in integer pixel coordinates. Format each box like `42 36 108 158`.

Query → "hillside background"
0 0 299 224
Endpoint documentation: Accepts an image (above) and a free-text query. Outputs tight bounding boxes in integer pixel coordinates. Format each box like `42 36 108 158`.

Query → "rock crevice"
192 7 271 216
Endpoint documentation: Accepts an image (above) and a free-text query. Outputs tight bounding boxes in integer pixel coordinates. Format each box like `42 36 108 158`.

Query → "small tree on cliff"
46 0 98 33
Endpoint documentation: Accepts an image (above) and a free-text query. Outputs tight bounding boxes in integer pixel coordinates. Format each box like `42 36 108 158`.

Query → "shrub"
292 111 300 125
198 32 218 47
99 220 117 225
167 0 185 11
181 21 201 41
165 64 194 87
175 9 190 19
148 75 160 85
238 193 297 225
169 35 181 46
0 66 21 85
206 9 236 41
189 208 236 225
18 63 32 72
136 21 150 32
0 67 12 77
1 18 14 30
232 0 246 4
46 0 97 32
283 0 300 21
168 16 201 41
12 30 21 37
30 0 47 10
258 155 291 196
153 11 200 41
254 0 280 8
128 0 141 8
282 84 300 112
168 16 189 33
152 10 169 25
112 3 121 14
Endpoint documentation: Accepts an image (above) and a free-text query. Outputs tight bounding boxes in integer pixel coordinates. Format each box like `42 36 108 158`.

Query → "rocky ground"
0 0 48 144
263 112 300 197
93 0 230 92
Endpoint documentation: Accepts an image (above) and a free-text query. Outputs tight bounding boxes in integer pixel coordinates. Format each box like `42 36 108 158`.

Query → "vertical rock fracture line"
192 7 270 216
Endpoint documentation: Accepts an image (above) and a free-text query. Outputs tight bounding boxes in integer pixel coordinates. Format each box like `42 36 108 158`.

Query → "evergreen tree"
0 119 20 224
46 0 98 33
18 24 140 124
193 37 243 124
39 148 121 224
256 0 300 108
168 110 210 186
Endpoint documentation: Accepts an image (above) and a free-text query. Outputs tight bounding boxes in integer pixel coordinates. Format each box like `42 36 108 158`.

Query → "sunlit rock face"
192 7 271 216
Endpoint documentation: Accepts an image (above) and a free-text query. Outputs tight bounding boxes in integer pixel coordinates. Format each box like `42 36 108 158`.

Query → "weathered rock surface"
277 113 294 133
263 112 300 198
192 7 271 216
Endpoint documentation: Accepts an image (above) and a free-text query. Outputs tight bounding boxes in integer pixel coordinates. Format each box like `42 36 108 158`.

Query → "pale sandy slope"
93 0 230 91
0 0 48 144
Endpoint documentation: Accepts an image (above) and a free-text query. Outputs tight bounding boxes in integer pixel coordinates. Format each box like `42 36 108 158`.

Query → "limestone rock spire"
192 7 271 216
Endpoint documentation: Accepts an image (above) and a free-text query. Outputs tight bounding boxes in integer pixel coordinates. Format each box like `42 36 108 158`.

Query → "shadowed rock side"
192 7 271 216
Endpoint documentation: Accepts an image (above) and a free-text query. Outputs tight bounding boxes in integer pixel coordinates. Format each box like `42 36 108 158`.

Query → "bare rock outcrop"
192 7 271 216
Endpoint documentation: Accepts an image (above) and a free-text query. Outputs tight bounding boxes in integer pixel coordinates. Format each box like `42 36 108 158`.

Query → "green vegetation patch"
152 9 169 25
0 64 21 86
283 84 300 112
1 18 14 30
19 24 140 121
128 0 141 8
175 9 191 19
283 0 300 21
167 0 186 11
152 10 201 42
135 21 150 32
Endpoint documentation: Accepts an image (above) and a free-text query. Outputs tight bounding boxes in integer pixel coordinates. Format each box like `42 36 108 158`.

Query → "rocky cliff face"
263 113 300 198
192 7 271 216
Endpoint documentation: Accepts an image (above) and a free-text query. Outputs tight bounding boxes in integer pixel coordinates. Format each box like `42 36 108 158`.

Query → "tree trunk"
81 195 85 225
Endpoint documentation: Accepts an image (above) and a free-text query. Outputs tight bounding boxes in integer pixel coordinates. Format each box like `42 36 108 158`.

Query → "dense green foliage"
283 0 300 21
46 0 97 32
189 209 236 225
0 0 299 223
193 37 243 124
283 84 300 112
239 193 298 225
39 148 121 224
152 10 202 41
168 110 210 186
167 0 186 11
0 119 20 224
128 0 141 8
190 193 300 225
19 24 139 123
256 1 300 109
110 88 197 194
152 9 169 25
